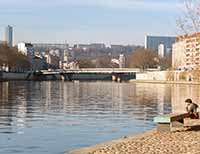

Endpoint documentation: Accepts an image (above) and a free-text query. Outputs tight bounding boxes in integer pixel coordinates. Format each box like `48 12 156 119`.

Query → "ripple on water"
0 81 173 154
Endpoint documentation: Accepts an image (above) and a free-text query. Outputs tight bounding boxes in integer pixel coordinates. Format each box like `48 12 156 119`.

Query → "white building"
5 25 13 47
119 54 125 68
18 43 35 56
158 44 165 58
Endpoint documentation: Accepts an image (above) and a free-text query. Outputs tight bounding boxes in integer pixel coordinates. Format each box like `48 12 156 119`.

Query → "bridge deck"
41 68 140 75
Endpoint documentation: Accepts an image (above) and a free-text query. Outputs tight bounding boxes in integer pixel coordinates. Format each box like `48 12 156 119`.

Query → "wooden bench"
184 118 200 130
154 113 190 132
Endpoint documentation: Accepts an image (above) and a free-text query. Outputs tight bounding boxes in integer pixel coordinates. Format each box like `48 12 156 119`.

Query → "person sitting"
185 98 199 119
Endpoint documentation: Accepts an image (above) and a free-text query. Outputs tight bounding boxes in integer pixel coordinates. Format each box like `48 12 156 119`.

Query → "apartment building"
172 32 200 70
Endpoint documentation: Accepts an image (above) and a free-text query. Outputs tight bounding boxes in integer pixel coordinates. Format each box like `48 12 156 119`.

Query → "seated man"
185 98 199 119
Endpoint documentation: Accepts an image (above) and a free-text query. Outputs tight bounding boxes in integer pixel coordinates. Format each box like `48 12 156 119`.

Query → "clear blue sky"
0 0 183 46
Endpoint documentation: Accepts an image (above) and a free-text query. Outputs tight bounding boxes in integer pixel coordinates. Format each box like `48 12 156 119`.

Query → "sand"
67 129 200 154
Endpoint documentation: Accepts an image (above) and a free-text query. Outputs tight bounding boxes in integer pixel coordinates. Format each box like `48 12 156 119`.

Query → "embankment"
67 129 200 154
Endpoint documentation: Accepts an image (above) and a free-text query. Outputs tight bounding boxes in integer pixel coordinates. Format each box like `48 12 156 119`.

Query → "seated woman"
185 98 199 119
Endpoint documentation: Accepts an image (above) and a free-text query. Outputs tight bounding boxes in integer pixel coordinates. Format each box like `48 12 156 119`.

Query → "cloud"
0 0 182 12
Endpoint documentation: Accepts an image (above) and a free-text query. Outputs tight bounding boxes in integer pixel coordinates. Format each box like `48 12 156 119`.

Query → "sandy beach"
68 129 200 154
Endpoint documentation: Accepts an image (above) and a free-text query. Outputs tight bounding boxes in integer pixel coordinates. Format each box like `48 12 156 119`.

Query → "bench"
154 113 190 132
184 118 200 130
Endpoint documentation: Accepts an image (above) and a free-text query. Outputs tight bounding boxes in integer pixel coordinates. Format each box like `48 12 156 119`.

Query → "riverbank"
67 129 200 154
130 79 200 85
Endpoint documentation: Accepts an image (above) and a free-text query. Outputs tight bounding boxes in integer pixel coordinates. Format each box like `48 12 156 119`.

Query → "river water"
0 81 196 154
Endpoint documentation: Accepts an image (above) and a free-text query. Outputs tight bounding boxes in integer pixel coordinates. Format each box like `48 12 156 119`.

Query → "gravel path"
68 130 200 154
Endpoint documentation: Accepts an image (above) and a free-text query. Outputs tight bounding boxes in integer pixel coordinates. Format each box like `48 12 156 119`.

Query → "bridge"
41 68 140 74
33 68 141 82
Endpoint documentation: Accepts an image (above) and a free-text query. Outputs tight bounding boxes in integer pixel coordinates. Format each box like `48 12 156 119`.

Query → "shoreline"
1 78 200 85
130 79 200 85
67 129 200 154
67 130 155 154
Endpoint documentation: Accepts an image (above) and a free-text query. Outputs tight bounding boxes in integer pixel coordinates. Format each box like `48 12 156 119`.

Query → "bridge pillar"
112 74 122 82
112 75 117 81
60 75 65 80
117 76 121 82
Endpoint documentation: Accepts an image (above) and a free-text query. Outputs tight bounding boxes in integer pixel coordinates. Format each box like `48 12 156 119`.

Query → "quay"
67 130 200 154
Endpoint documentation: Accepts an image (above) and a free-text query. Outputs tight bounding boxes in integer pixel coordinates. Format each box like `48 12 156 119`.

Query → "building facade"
33 43 69 50
44 54 60 69
172 32 200 70
32 55 47 71
172 40 186 70
145 35 176 56
18 43 35 56
5 25 13 47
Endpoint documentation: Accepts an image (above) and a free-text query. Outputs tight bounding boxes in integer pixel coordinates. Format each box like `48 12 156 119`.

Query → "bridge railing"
62 68 141 73
40 68 141 74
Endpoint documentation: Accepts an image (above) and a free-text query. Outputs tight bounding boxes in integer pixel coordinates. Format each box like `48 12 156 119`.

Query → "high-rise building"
5 25 13 47
145 35 176 56
158 44 165 58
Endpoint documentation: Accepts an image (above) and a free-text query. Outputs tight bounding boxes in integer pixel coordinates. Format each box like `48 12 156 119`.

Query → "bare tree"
159 54 172 70
0 44 30 71
177 0 200 34
128 48 158 70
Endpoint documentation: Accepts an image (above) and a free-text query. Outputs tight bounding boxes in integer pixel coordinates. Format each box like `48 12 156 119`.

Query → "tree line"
0 44 30 72
127 48 171 70
78 47 172 70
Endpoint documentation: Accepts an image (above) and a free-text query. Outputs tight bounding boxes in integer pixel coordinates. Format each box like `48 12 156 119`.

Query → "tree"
177 0 200 75
177 0 200 34
158 54 172 70
78 56 114 68
78 59 96 68
128 48 158 70
0 44 30 71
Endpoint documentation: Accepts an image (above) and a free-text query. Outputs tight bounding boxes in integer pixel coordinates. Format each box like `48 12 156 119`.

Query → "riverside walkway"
68 130 200 154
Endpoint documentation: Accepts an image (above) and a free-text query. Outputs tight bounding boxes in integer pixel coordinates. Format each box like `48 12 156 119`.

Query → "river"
0 81 196 154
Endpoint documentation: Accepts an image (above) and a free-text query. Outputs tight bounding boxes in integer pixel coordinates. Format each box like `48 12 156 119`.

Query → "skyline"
0 0 183 46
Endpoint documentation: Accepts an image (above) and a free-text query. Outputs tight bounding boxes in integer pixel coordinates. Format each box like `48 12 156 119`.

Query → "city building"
90 43 105 49
111 54 126 68
33 43 69 50
0 40 6 45
172 40 186 70
119 54 125 68
145 35 176 56
74 43 105 50
18 43 35 56
32 55 47 71
172 32 200 70
49 49 60 57
111 45 126 53
5 25 13 47
44 54 60 69
74 44 90 50
158 44 165 58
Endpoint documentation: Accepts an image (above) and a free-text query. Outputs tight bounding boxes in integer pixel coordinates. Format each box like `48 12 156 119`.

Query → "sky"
0 0 184 46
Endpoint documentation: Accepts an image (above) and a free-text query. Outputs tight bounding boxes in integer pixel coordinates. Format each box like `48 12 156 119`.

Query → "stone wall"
0 72 31 80
136 71 167 81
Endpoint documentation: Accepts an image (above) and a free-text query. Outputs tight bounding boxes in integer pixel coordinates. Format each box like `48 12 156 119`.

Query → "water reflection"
0 81 173 154
171 84 200 113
